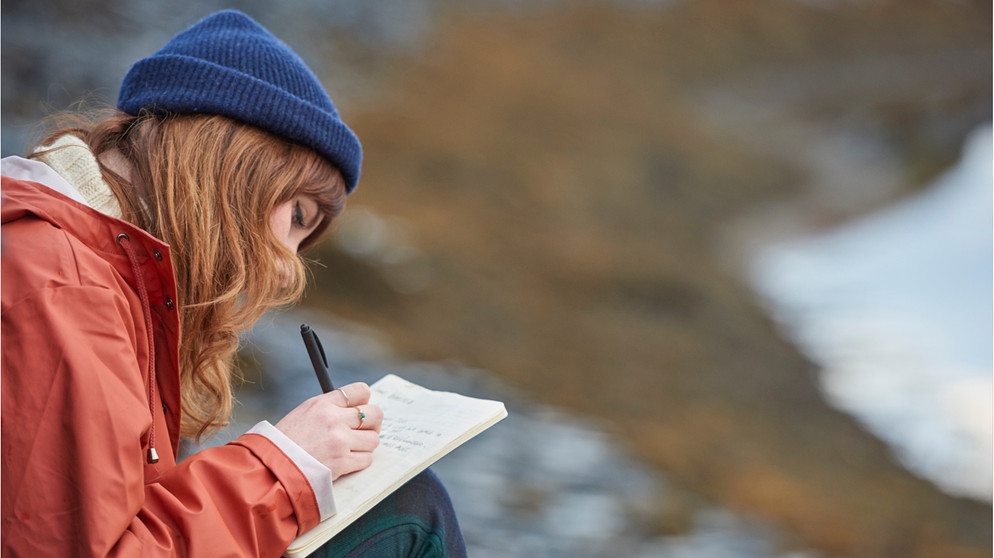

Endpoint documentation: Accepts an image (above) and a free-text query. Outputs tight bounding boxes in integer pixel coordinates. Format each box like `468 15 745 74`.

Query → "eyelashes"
292 200 307 229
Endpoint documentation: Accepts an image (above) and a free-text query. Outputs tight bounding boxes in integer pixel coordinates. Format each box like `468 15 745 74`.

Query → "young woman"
1 10 466 557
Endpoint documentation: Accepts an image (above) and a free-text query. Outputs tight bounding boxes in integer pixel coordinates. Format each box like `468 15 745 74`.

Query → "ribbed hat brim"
118 54 362 192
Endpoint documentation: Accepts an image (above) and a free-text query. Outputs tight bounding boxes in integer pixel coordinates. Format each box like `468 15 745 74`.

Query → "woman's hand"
274 382 383 480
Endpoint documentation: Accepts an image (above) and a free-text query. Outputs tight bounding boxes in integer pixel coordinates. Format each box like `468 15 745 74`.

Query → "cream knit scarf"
33 134 124 219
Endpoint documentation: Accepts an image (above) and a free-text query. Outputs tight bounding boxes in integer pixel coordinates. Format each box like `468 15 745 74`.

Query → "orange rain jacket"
1 169 323 556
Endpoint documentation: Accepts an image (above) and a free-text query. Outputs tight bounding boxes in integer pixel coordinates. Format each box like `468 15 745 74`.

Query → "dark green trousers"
311 469 467 558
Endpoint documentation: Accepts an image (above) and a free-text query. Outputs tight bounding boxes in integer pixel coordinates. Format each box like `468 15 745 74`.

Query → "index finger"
330 382 370 407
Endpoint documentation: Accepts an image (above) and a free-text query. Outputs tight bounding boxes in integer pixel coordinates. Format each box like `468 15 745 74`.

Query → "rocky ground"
303 2 992 557
231 313 821 558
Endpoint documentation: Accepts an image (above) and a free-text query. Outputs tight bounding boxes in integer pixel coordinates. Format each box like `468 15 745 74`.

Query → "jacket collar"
1 157 168 281
1 155 89 205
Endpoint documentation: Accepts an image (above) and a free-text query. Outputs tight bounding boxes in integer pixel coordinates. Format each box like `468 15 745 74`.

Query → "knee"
392 469 457 517
316 469 466 558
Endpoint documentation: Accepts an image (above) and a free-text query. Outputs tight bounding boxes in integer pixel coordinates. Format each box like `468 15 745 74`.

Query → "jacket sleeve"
138 432 324 557
1 281 322 557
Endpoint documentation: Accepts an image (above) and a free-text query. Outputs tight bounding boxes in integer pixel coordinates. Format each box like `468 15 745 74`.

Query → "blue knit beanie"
117 10 362 193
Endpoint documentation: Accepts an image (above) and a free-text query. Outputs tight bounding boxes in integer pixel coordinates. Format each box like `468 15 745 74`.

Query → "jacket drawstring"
117 233 160 464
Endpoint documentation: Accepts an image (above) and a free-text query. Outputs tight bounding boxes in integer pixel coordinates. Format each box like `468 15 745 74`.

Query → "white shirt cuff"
247 421 336 521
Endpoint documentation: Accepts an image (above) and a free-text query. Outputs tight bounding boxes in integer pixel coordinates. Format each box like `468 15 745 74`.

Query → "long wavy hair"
33 111 347 440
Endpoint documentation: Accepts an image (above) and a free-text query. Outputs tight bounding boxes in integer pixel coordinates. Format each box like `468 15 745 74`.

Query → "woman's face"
269 195 323 254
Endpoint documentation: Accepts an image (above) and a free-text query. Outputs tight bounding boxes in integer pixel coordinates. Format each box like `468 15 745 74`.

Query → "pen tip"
300 323 309 332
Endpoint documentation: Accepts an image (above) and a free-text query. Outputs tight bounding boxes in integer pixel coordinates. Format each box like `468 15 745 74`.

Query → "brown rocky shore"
303 2 992 557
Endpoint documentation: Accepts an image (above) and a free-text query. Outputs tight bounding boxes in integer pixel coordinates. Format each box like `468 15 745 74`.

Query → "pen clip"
301 323 328 367
313 329 328 368
301 323 335 393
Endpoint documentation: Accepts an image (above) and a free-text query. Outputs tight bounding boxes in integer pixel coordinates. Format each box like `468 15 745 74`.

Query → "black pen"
300 323 335 393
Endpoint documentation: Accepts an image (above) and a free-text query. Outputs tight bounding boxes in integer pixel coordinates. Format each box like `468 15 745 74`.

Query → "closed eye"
292 201 306 229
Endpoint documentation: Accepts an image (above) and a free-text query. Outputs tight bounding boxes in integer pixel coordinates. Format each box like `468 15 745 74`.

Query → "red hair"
35 111 347 439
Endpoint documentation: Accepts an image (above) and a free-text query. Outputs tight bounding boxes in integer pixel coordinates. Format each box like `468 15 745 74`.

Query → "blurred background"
2 1 991 557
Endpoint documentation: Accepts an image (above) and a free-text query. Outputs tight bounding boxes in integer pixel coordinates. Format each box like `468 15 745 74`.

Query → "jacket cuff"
247 420 335 521
243 422 336 521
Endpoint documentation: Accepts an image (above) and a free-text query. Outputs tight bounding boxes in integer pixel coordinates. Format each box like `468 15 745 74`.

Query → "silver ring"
337 388 351 407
